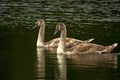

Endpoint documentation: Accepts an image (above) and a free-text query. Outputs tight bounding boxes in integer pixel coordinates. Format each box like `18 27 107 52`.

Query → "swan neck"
37 24 45 47
57 29 66 54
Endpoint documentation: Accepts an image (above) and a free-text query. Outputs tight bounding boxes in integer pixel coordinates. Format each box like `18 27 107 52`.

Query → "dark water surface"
0 0 120 80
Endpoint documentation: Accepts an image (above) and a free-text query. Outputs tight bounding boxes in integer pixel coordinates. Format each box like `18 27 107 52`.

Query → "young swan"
33 19 94 48
54 23 118 54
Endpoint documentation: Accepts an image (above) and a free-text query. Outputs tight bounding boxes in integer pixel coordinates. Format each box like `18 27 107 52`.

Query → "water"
0 0 120 80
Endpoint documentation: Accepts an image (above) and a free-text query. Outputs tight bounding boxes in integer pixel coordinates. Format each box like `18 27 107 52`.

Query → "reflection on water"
66 53 118 80
34 49 119 80
35 49 67 80
67 53 117 68
57 54 67 80
35 48 45 80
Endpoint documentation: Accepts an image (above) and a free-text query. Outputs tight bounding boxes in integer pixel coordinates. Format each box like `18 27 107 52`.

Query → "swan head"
54 22 66 35
33 19 45 29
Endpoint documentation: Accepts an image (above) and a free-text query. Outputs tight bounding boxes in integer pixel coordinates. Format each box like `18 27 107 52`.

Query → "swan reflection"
67 53 117 68
57 54 67 80
36 48 45 80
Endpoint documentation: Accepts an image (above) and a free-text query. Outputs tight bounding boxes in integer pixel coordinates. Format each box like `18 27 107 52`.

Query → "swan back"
66 42 118 54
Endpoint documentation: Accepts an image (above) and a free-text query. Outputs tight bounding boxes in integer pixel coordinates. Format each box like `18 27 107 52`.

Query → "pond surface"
0 0 120 80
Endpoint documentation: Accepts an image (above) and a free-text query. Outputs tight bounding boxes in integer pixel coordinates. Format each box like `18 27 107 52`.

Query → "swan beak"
54 29 59 35
33 23 38 29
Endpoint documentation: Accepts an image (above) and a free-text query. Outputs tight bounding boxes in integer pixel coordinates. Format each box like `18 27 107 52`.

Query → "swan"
54 22 118 54
33 19 94 48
